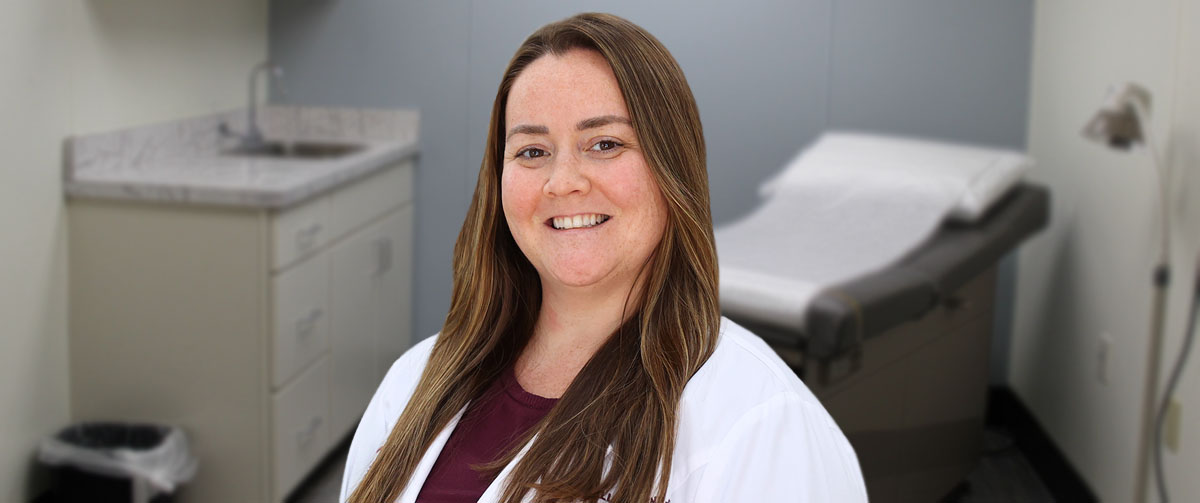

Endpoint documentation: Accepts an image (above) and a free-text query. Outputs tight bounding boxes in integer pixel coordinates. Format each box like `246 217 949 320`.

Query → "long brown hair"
348 12 719 503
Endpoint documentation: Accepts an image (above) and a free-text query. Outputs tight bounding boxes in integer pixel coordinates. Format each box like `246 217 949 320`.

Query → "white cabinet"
68 160 415 503
373 211 414 387
328 210 410 438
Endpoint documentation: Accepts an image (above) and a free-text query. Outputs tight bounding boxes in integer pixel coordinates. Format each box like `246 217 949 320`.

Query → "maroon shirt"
416 367 557 502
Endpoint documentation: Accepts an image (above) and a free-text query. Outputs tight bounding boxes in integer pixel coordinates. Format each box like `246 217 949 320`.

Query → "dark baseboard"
987 386 1098 503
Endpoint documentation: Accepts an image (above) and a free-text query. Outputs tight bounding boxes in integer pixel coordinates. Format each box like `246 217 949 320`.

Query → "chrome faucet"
221 61 283 149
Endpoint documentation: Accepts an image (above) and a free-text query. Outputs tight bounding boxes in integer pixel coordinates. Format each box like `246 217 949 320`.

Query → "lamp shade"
1081 82 1151 150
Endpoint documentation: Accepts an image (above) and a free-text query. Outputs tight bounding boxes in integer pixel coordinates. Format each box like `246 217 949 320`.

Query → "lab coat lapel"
477 433 537 503
476 441 617 503
395 407 467 503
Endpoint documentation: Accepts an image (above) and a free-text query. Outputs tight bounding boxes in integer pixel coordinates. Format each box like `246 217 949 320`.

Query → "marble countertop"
64 106 419 209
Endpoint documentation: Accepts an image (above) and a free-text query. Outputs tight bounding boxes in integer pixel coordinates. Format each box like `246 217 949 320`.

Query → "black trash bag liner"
39 422 197 502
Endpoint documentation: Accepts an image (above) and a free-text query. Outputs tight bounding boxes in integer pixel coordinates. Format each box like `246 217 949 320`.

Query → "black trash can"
38 422 198 503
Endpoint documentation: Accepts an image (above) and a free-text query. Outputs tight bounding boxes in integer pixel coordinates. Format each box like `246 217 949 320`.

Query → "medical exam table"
726 182 1049 502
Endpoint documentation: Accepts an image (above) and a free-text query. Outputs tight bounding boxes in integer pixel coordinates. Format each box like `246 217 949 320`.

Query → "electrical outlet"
1097 333 1114 385
1166 399 1182 453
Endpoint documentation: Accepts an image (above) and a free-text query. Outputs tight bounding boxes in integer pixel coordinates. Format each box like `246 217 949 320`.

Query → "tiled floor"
950 428 1056 502
954 448 1056 502
290 427 1056 503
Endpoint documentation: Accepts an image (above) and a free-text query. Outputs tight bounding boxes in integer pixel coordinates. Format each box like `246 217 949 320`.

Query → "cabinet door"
329 206 413 438
374 205 414 381
329 220 383 439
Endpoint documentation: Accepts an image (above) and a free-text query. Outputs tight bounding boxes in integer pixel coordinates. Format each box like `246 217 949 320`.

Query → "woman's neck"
514 281 639 398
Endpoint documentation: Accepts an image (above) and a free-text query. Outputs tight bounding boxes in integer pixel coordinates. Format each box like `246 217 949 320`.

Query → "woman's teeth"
552 214 610 230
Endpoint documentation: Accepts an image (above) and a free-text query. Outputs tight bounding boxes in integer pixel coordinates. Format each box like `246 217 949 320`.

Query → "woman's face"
501 48 668 295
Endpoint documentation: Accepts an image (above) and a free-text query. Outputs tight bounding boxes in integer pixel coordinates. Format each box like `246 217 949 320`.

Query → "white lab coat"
339 317 867 503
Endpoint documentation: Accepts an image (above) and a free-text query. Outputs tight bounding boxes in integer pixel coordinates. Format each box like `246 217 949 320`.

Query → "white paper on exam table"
717 132 1031 331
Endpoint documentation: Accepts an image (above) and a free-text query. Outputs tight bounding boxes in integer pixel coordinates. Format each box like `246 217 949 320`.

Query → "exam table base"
770 267 996 503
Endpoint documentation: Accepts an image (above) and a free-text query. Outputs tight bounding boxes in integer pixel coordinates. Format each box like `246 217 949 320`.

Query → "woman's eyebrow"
506 124 549 141
576 115 631 131
505 115 631 141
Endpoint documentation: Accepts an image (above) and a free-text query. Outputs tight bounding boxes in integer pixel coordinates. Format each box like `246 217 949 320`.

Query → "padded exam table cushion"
740 183 1050 360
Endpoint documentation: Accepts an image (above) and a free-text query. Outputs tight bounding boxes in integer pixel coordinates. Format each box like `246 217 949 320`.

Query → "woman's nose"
543 153 590 197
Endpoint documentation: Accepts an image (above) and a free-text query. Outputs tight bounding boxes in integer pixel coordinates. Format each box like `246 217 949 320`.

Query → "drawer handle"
295 223 323 251
295 308 323 338
373 237 393 277
295 416 323 447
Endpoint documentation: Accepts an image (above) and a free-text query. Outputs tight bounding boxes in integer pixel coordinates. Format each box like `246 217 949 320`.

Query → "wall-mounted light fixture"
1083 83 1152 149
1082 82 1190 503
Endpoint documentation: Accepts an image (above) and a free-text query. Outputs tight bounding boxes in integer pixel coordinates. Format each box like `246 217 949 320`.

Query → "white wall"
68 2 268 134
0 2 73 500
0 1 265 500
1016 0 1200 501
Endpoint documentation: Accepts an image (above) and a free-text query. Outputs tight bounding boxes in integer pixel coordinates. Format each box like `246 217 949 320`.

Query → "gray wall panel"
829 0 1034 148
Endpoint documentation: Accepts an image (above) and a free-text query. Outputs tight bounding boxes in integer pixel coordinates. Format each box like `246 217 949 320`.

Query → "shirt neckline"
500 365 559 410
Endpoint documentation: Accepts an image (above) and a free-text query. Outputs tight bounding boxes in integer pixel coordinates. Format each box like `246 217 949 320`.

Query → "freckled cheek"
500 167 544 225
610 163 666 220
605 162 668 254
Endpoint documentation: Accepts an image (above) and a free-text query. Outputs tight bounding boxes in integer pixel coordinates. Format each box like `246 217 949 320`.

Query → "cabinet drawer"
272 355 332 499
273 194 329 271
272 253 331 389
328 160 413 241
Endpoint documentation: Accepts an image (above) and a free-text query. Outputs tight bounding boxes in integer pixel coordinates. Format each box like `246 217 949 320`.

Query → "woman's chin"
543 266 615 290
549 273 604 289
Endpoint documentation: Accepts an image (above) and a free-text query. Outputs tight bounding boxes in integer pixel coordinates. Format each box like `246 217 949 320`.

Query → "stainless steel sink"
223 140 365 159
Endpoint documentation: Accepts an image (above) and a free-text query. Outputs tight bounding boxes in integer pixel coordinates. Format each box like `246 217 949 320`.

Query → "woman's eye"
589 140 623 152
517 148 548 159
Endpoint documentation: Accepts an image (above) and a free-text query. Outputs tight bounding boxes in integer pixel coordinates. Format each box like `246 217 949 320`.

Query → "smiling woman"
502 49 667 304
341 12 866 503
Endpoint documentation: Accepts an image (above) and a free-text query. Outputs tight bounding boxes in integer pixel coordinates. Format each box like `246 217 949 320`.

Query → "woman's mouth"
548 213 611 230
